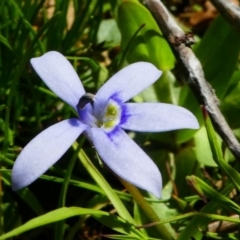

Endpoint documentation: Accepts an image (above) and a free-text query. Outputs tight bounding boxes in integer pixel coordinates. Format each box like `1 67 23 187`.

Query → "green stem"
77 148 135 224
54 138 85 240
120 178 174 240
117 23 145 70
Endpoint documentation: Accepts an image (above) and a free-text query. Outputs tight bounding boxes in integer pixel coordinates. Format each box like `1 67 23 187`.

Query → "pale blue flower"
12 51 199 198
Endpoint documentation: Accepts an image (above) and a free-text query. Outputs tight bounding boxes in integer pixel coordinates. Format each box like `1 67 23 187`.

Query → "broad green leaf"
0 207 143 240
149 201 177 237
176 89 202 144
97 64 109 89
154 71 178 103
194 126 217 167
221 70 240 129
117 0 174 71
118 23 146 69
133 201 174 239
177 16 240 142
223 69 240 97
133 84 159 103
175 147 202 197
97 19 121 47
195 16 240 99
203 108 240 191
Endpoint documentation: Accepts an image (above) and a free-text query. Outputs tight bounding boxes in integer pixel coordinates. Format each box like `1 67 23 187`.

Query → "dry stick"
210 0 240 32
208 214 239 232
142 0 240 160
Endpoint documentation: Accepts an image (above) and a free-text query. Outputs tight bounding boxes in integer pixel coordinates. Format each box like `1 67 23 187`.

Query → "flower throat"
77 93 121 131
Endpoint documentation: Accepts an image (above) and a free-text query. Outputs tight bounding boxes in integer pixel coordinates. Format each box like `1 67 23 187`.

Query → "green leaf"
117 0 174 70
203 107 240 191
178 183 235 240
97 19 121 47
145 210 240 232
0 105 6 111
176 89 202 144
221 70 240 129
46 1 69 50
63 1 98 52
195 16 240 99
0 119 13 145
93 214 145 238
75 145 136 225
133 203 148 237
175 147 202 197
187 176 240 214
54 141 83 240
194 126 217 167
118 23 146 70
177 16 240 142
149 201 177 237
3 12 60 150
2 171 44 216
0 207 143 240
0 35 12 51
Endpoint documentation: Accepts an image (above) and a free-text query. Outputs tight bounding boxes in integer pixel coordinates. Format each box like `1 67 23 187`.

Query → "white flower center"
77 93 122 132
101 99 121 130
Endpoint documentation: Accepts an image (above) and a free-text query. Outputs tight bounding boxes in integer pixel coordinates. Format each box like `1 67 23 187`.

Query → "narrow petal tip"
11 170 27 191
121 103 200 132
185 110 200 130
11 119 86 191
30 51 85 109
91 127 162 198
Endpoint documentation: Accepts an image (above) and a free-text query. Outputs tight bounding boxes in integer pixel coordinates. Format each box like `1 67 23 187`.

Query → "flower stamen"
102 100 121 130
77 93 95 109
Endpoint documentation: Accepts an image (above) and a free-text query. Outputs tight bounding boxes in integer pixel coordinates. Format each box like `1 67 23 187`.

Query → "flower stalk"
120 178 174 240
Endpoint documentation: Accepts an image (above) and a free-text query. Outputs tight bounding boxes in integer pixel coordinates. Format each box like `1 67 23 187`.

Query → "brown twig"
208 214 239 232
166 158 178 196
210 0 240 32
142 0 240 160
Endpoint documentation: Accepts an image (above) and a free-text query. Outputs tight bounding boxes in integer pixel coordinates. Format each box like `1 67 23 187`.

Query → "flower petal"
95 62 162 104
31 51 85 109
121 103 199 132
12 119 86 190
91 127 162 198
